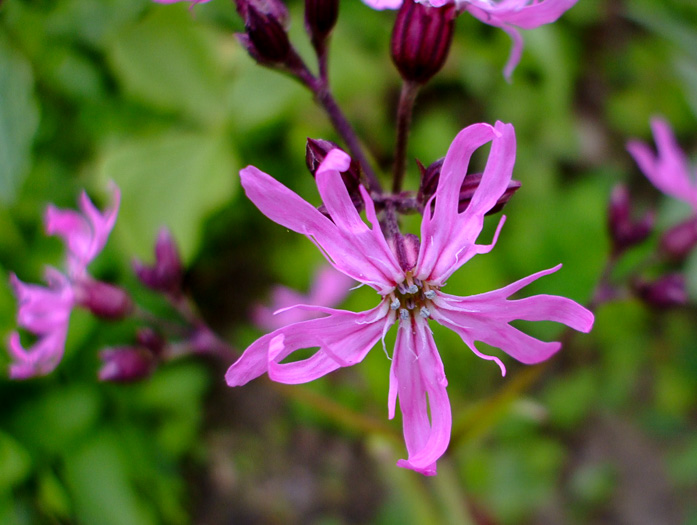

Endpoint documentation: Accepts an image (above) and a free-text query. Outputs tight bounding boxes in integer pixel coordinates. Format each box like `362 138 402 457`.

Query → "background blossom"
7 187 120 378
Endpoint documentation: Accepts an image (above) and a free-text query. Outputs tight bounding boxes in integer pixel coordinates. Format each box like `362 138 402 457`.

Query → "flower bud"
607 185 655 254
418 158 521 215
98 346 155 383
75 280 133 320
305 0 339 50
659 216 697 262
457 172 521 214
133 228 184 295
391 0 456 84
306 138 364 213
235 0 291 65
633 273 688 309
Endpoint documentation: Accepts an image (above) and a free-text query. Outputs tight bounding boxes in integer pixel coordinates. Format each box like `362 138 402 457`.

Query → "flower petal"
416 121 516 285
464 0 578 30
361 0 404 9
431 265 593 372
240 163 400 292
315 150 403 287
8 328 69 379
627 117 697 211
11 272 74 334
226 303 391 386
390 316 451 475
45 185 120 276
464 0 577 79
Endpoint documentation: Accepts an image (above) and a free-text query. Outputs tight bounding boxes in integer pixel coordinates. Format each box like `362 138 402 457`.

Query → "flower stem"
311 81 383 194
392 80 420 194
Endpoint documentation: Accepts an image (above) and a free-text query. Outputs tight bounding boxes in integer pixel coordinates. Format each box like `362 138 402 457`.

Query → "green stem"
392 81 420 193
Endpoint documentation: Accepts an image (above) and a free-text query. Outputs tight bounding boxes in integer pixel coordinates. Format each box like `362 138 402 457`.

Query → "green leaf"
0 432 32 493
64 431 156 525
98 131 236 263
108 7 229 124
0 35 39 203
10 385 102 456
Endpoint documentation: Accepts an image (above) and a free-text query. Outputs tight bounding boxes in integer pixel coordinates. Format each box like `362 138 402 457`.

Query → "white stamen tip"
399 309 410 321
424 290 436 300
419 306 431 319
390 298 401 310
407 284 419 294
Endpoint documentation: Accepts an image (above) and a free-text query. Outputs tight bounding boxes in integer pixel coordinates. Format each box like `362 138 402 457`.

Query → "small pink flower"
45 184 120 278
7 270 73 379
7 186 120 379
226 121 594 475
627 117 697 212
364 0 578 80
252 266 355 331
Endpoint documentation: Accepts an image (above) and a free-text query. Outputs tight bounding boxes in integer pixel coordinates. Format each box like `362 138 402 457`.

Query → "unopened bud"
391 0 456 84
238 1 291 64
418 159 520 215
98 346 155 383
306 138 364 213
608 185 655 254
659 216 697 261
633 273 688 309
133 228 184 295
76 280 133 320
305 0 339 50
458 173 521 214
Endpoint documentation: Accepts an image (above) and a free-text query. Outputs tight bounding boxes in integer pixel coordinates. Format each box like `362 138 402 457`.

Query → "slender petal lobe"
431 265 593 375
226 303 392 386
389 316 451 475
417 121 515 285
240 154 402 292
627 117 697 211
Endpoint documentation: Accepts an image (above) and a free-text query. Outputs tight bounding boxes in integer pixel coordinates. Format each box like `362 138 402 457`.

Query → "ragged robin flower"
7 185 124 379
628 117 697 261
225 121 593 475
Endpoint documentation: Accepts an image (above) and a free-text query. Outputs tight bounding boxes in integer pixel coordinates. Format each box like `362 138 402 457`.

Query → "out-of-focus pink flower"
363 0 578 80
7 270 73 379
627 117 697 213
252 266 355 331
133 228 184 296
226 121 594 475
7 186 121 379
45 184 120 278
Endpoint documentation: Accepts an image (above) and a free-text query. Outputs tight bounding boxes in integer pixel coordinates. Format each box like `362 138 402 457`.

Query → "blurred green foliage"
1 0 697 523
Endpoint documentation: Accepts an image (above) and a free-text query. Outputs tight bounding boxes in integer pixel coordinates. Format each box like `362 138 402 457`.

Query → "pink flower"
627 117 697 212
7 186 120 379
7 270 73 379
226 121 594 475
364 0 578 80
252 266 355 331
45 185 121 278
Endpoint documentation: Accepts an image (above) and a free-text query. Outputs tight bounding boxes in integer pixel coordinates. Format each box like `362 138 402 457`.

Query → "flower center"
388 272 439 320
